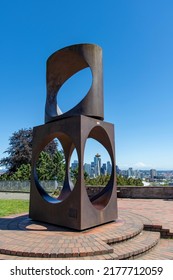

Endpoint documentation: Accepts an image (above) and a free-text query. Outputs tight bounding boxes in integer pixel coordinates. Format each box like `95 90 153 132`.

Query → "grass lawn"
0 199 29 217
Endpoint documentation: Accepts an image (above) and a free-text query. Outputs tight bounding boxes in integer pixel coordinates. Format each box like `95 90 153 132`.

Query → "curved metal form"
86 126 115 210
45 43 104 123
34 133 76 204
29 116 117 230
30 43 117 230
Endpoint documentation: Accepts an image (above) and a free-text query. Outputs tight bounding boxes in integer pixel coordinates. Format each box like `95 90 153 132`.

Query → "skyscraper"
94 153 101 176
71 160 78 170
150 169 157 179
128 167 133 178
91 161 96 177
101 163 107 175
107 161 112 175
84 163 91 176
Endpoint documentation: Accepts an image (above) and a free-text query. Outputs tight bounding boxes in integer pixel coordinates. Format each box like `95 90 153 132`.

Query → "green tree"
134 178 143 186
116 175 143 186
0 172 9 180
0 128 33 173
0 128 57 174
70 168 78 184
36 151 65 181
127 177 135 185
52 150 65 182
116 175 126 185
0 128 59 180
85 174 111 186
10 164 31 180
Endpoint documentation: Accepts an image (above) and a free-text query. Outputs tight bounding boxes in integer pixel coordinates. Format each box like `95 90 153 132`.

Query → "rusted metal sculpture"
45 44 104 123
29 44 117 230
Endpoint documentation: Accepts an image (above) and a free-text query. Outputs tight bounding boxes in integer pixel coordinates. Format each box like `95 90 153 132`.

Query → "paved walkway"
118 198 173 233
1 192 173 233
0 192 29 200
0 210 146 260
0 197 173 260
0 196 173 233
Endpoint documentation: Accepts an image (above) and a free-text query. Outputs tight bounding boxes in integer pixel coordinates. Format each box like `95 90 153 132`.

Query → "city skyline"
71 153 112 178
69 156 173 187
71 155 173 173
1 1 173 170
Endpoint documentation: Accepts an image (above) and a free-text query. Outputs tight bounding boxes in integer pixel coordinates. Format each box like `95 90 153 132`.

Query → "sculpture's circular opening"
35 138 66 202
84 133 114 210
69 148 79 190
45 43 103 123
34 134 78 204
57 67 92 114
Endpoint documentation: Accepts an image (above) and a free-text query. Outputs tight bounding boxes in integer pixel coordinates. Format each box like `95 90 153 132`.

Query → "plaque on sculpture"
29 43 118 230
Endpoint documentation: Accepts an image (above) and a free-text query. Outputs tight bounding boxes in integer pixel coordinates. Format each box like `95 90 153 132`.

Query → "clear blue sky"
0 0 173 170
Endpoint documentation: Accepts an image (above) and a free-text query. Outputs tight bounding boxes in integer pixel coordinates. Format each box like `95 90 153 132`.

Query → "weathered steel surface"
29 44 117 230
45 44 104 123
29 116 117 230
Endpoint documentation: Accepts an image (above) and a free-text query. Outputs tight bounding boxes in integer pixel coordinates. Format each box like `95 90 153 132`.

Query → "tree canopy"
36 150 65 181
0 128 65 181
116 175 143 186
0 128 33 173
0 127 143 186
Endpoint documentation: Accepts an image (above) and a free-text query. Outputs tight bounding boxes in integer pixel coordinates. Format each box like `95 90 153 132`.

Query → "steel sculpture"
29 43 118 230
45 44 104 123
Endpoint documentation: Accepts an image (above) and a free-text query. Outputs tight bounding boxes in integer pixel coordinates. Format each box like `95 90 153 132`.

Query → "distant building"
71 153 113 178
120 169 128 177
94 153 101 176
71 160 78 170
84 163 91 176
101 163 107 175
128 167 133 178
107 161 112 175
90 161 96 177
150 169 157 179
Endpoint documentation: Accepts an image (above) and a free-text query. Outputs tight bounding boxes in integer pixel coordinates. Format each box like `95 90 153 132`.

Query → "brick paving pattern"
118 198 173 235
0 198 173 260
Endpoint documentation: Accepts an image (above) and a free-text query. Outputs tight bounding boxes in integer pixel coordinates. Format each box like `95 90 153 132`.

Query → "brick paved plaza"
0 198 173 260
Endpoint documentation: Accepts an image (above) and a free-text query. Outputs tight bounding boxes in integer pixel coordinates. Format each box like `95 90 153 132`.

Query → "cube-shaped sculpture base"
29 115 117 230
